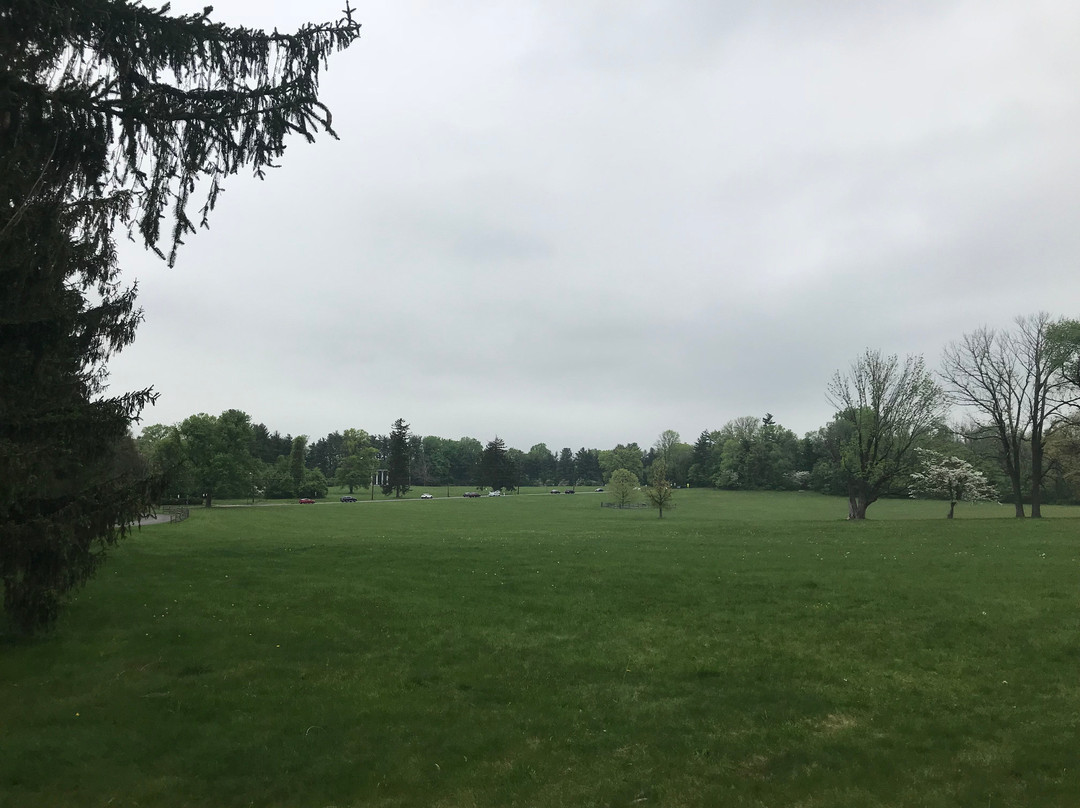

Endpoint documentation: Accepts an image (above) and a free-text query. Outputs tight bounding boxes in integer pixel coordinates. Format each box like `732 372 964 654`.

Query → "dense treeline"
134 312 1080 512
134 406 1080 508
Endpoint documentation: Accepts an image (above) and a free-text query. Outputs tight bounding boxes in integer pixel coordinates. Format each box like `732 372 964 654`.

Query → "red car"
299 498 315 504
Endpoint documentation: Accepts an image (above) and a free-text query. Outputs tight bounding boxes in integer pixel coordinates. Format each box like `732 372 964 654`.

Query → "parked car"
340 495 357 502
488 490 502 497
299 498 315 504
564 489 575 494
550 489 561 494
420 493 434 499
463 491 481 498
595 487 604 492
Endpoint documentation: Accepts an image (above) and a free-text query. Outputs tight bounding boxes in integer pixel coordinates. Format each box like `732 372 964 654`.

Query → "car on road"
299 498 315 504
564 489 575 494
420 493 433 499
340 495 357 502
463 491 481 498
550 489 561 494
595 487 604 492
488 490 502 497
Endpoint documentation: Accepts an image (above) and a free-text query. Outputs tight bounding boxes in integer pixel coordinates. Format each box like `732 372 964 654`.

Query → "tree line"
132 309 1080 522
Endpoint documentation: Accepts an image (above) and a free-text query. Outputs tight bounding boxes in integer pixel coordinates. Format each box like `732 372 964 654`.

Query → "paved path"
136 513 177 526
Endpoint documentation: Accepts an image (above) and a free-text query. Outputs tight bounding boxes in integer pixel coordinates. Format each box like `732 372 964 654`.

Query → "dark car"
299 498 315 504
595 487 604 492
564 489 575 494
340 495 357 503
463 491 481 498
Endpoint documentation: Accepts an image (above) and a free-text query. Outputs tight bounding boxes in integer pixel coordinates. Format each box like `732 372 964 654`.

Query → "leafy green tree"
447 437 483 485
828 350 947 519
421 435 452 491
1044 412 1080 502
607 469 640 508
176 410 260 506
383 419 412 498
408 434 430 485
598 443 644 483
288 436 309 496
1 1 359 632
335 448 377 494
507 448 525 489
523 444 556 485
342 428 373 456
645 461 676 518
298 468 329 499
262 458 296 500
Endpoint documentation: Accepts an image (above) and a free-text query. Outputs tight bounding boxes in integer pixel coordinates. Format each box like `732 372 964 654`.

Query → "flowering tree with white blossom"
909 449 998 519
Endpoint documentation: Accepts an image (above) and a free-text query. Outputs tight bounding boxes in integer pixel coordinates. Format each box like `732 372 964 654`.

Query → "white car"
488 490 502 497
420 493 433 499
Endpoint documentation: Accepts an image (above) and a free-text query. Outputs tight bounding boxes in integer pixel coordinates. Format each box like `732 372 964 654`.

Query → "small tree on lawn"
645 461 676 518
607 469 639 508
909 449 998 518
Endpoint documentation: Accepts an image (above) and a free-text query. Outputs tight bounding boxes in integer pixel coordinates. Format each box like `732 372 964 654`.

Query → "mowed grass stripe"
2 490 1077 807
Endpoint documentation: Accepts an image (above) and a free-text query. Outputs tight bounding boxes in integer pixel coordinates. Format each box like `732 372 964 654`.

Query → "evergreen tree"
309 432 346 479
383 419 412 498
556 447 576 487
0 1 360 632
574 448 602 485
687 430 715 488
478 437 516 491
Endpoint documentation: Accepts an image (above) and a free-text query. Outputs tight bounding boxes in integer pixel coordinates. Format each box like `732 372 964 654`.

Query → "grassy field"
2 490 1078 807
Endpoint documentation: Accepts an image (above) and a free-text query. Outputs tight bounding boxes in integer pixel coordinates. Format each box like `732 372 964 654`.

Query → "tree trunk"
1031 441 1043 518
947 501 955 519
847 496 869 520
1007 470 1026 517
204 492 213 508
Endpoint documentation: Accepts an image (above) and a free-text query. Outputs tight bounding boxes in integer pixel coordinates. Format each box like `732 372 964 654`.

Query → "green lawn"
2 490 1078 806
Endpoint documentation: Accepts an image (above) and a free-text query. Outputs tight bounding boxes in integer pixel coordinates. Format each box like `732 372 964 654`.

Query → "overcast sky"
109 0 1080 451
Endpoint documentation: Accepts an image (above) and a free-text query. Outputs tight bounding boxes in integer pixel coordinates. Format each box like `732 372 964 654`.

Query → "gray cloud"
110 0 1080 450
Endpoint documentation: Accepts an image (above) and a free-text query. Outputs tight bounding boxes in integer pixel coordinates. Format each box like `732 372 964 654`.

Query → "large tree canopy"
0 1 360 632
827 350 946 519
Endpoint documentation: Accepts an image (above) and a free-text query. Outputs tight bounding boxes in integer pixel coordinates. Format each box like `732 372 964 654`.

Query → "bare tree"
827 350 946 519
941 327 1028 516
941 314 1077 518
1016 314 1078 516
